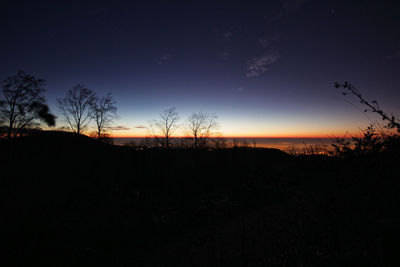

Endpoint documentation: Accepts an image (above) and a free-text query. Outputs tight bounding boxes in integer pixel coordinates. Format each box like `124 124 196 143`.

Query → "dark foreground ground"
1 131 399 266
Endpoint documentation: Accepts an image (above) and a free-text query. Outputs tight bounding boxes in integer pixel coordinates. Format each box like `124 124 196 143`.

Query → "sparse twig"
334 82 400 131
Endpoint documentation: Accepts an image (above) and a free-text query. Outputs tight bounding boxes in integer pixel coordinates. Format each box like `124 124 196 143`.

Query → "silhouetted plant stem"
335 82 400 131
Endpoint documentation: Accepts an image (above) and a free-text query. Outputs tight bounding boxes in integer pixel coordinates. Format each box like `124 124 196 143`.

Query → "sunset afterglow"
1 1 399 138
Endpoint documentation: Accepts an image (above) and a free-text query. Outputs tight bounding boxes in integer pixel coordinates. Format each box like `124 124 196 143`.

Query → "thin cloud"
236 87 244 92
258 33 282 48
272 0 310 21
258 38 270 48
90 7 113 16
109 126 130 131
219 52 231 60
247 34 282 77
386 50 400 60
223 32 233 40
157 53 172 65
214 27 235 42
134 125 147 129
282 0 310 12
246 50 280 77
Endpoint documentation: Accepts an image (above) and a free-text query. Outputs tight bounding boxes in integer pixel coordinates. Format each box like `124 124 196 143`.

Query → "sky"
1 0 400 137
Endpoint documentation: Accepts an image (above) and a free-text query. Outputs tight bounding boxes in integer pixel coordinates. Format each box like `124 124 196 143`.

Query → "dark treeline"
0 70 119 141
1 72 400 266
0 71 224 149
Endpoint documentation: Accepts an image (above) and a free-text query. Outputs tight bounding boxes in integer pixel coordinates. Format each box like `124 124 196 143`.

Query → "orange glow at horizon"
111 132 353 139
110 113 372 139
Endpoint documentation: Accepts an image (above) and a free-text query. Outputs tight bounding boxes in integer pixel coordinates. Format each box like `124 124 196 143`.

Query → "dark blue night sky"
1 0 399 137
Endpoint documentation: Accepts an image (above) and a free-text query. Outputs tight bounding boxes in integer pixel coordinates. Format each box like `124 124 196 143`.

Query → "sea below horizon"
113 137 338 153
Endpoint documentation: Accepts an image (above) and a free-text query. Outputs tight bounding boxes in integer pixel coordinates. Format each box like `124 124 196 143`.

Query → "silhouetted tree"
0 106 6 137
57 84 96 135
150 107 179 148
186 112 219 149
210 134 227 149
0 121 5 137
90 93 118 139
0 70 55 138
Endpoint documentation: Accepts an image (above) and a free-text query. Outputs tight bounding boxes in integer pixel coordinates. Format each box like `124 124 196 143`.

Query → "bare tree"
150 107 179 148
57 84 96 135
0 70 55 138
186 112 219 149
0 113 5 136
210 133 227 149
90 93 118 138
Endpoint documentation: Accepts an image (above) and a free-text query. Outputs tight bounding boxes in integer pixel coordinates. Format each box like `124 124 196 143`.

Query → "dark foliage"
31 101 56 127
1 131 399 266
0 70 55 137
332 82 400 159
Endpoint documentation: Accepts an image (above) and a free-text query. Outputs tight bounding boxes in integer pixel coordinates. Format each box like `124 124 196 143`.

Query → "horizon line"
111 135 347 139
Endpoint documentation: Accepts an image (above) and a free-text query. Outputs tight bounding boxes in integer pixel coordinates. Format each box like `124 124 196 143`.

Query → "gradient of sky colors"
1 0 399 137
